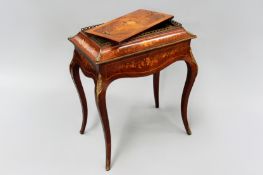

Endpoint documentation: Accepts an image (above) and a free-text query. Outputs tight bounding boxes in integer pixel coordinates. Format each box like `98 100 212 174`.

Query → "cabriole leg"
69 55 88 134
153 72 160 108
181 51 198 135
94 74 111 171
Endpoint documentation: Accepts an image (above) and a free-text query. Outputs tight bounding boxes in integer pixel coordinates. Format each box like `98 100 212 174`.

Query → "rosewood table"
69 19 198 171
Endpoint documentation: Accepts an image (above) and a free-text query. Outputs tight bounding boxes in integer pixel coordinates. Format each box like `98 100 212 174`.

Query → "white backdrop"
1 0 263 174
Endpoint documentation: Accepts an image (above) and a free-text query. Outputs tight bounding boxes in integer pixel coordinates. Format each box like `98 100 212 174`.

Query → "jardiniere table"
68 11 198 170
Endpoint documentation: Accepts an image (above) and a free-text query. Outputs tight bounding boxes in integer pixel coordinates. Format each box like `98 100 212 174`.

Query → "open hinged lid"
69 9 196 64
85 9 173 42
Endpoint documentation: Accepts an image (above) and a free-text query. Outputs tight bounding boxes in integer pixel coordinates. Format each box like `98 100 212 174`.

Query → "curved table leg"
94 74 111 171
153 72 160 108
181 51 198 135
70 58 88 134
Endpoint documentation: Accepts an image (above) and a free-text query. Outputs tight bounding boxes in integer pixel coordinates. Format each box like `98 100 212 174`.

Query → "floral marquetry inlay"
103 41 190 81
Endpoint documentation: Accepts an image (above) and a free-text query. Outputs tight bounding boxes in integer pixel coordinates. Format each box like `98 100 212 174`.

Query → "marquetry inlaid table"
68 9 198 171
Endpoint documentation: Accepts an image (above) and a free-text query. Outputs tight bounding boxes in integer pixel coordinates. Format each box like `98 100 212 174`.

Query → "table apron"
100 41 191 81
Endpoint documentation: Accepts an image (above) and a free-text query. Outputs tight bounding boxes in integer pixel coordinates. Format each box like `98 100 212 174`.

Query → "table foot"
106 159 111 171
186 129 192 135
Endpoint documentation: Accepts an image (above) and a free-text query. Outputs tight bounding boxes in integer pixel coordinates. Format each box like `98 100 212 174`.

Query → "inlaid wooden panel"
86 9 173 42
